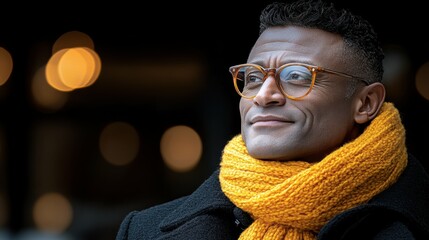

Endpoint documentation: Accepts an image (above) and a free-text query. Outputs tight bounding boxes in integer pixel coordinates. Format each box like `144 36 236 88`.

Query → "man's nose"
252 75 286 106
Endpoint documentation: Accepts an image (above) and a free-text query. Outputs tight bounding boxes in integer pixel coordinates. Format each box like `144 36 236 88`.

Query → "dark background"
0 1 428 239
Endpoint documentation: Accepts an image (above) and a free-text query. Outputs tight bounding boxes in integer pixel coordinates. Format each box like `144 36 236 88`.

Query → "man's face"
240 26 359 162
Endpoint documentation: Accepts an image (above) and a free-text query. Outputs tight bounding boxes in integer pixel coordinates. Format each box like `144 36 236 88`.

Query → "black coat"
116 154 429 240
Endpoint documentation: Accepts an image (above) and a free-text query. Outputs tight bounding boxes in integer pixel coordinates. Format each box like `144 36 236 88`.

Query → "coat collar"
319 154 429 237
159 169 234 231
369 154 429 230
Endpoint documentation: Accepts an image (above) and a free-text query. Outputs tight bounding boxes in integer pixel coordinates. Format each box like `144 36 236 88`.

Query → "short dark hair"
259 0 384 84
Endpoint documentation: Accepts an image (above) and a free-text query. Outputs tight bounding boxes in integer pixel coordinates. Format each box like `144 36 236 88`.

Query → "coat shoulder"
115 196 188 240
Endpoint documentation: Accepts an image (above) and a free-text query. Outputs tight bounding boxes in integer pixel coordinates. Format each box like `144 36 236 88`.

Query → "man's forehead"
248 26 344 66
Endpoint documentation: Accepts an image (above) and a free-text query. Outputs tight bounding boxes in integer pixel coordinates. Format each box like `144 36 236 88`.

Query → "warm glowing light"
82 47 101 87
58 48 94 89
52 30 95 54
32 66 69 111
99 121 140 166
46 47 101 91
0 47 13 86
45 49 74 92
33 192 73 233
160 125 202 172
416 62 429 101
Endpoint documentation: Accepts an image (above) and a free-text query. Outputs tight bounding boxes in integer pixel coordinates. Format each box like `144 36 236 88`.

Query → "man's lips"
250 115 294 125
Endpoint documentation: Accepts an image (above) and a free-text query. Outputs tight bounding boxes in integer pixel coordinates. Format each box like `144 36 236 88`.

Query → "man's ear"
354 82 386 124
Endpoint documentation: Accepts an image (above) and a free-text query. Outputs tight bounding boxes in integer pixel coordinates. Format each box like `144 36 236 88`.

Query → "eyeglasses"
229 63 369 100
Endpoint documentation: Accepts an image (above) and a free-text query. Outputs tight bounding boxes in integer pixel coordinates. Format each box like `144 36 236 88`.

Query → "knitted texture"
219 102 408 240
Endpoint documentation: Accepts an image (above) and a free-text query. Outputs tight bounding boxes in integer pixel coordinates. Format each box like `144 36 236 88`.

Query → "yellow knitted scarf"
219 102 407 240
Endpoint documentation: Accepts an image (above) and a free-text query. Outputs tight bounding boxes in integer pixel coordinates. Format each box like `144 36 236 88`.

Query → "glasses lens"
232 64 314 99
279 65 313 98
234 65 265 98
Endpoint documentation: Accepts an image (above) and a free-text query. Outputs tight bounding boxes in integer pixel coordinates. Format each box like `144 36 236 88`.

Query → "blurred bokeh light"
99 121 140 166
416 62 429 101
160 125 202 172
33 192 73 234
0 47 13 86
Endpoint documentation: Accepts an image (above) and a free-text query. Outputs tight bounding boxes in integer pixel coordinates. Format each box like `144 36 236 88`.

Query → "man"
116 0 429 239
